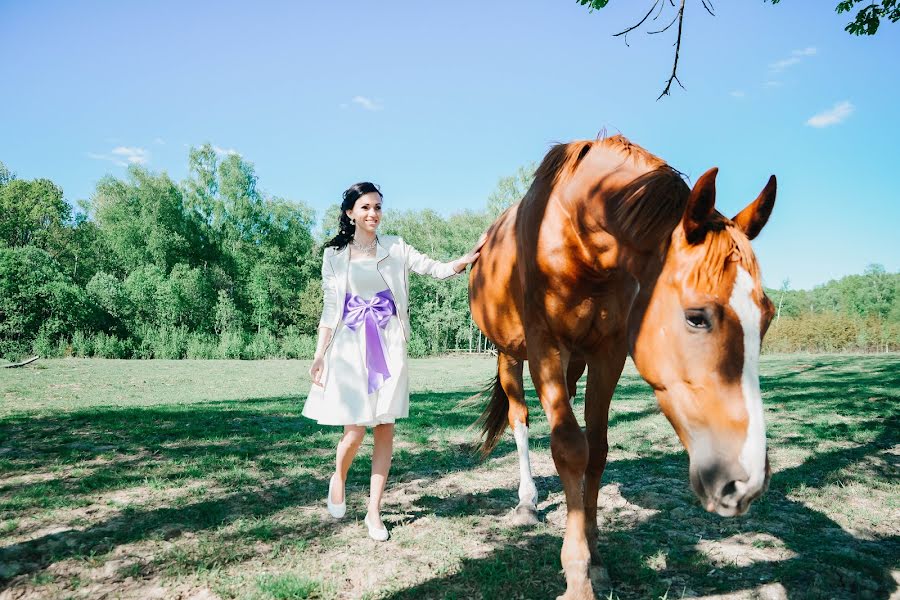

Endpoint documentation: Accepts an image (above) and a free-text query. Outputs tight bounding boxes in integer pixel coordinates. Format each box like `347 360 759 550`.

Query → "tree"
576 0 898 98
0 246 96 358
486 163 536 218
90 168 203 275
0 162 13 187
0 177 71 250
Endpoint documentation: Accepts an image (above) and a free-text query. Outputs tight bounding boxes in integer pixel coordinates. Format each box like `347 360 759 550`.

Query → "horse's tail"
475 360 509 458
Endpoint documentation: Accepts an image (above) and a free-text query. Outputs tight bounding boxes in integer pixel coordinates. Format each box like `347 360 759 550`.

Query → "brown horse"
468 135 776 599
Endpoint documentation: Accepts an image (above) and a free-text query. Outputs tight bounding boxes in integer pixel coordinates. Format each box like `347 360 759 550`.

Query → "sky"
1 0 898 290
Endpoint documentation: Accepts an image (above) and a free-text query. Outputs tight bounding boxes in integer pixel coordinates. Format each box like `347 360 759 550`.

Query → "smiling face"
629 168 777 517
346 191 383 236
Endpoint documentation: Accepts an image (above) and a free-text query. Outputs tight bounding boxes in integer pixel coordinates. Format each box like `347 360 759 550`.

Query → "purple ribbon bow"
343 289 397 394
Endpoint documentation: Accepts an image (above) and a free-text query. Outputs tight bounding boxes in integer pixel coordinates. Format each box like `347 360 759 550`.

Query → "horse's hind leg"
583 344 627 569
499 354 539 525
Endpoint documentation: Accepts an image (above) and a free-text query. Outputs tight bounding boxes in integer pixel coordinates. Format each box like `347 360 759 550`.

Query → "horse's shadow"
385 422 897 599
385 360 899 599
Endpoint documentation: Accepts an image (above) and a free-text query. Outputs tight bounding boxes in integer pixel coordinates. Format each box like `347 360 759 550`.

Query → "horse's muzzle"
689 454 771 517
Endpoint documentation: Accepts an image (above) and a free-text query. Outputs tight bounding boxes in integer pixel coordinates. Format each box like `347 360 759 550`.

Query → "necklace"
350 235 377 254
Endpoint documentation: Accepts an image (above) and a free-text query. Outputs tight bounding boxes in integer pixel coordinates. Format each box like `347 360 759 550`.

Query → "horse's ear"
732 175 776 240
683 167 718 245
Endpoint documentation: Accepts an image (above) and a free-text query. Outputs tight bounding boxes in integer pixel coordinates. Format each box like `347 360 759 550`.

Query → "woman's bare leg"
367 422 395 527
333 425 366 504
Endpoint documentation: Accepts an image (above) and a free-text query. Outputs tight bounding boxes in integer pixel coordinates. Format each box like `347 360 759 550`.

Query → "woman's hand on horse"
454 232 488 273
309 356 325 386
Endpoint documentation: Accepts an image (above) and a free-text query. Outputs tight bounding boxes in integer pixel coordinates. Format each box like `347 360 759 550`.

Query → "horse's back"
468 204 527 358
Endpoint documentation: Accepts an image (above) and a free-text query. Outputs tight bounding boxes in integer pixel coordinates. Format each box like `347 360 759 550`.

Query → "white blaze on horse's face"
728 267 768 508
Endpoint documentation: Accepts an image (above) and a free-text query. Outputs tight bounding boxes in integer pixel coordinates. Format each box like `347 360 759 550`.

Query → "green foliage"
486 163 536 218
0 177 70 251
769 0 900 35
279 327 317 359
577 0 609 10
1 149 895 360
580 1 899 36
0 247 96 359
214 290 242 334
763 264 900 353
91 167 202 274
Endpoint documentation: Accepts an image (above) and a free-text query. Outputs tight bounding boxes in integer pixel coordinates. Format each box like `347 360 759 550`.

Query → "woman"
302 182 483 541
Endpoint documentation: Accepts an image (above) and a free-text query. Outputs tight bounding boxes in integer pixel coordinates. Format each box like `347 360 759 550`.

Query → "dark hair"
324 182 383 249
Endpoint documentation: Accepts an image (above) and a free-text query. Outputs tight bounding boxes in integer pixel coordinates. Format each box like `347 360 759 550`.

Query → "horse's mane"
687 218 763 293
527 134 690 250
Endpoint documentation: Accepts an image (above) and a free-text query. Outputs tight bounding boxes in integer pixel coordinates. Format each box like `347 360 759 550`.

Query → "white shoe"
327 474 346 519
364 513 389 541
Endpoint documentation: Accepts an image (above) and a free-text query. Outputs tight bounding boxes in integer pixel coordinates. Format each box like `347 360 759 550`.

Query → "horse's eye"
685 309 711 330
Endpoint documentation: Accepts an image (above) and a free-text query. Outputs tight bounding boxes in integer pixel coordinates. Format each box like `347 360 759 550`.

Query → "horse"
467 134 777 600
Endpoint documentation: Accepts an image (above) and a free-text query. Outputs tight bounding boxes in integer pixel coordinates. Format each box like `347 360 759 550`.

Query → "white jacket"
319 235 459 343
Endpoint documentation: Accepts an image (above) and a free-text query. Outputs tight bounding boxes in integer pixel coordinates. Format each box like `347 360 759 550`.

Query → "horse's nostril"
720 480 738 499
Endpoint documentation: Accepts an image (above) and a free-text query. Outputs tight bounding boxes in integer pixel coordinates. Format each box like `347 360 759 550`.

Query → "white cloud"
111 146 149 164
351 96 383 111
730 90 746 98
764 80 782 88
88 145 149 167
806 101 854 128
213 145 241 157
770 46 817 72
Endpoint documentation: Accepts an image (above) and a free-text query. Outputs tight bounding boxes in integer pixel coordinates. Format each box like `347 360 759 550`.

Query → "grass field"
0 354 897 599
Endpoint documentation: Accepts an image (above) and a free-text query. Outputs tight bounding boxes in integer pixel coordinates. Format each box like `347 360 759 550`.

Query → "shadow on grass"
0 389 516 587
385 419 898 599
385 355 899 600
1 355 897 599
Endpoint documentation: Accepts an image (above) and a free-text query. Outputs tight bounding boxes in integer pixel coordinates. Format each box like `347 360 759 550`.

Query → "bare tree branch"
614 0 663 45
648 8 681 34
653 0 668 21
657 0 687 100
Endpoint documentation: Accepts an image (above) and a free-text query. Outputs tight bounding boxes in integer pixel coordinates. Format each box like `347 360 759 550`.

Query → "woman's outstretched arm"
405 232 487 279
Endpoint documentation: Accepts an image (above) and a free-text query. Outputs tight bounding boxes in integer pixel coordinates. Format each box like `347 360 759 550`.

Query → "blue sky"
1 0 898 289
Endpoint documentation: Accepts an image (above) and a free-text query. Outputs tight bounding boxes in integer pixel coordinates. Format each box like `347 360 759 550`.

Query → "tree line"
0 150 896 361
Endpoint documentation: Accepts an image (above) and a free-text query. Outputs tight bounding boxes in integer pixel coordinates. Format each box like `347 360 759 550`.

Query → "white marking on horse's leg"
729 267 767 496
513 419 538 507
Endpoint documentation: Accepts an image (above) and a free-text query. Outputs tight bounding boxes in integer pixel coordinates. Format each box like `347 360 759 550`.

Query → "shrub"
244 330 280 360
71 330 93 358
408 334 428 358
219 330 246 359
151 326 189 359
280 327 316 359
32 332 63 358
185 333 220 359
91 332 126 358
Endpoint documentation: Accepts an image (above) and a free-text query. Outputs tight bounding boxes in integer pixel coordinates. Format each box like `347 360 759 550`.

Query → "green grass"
0 354 897 599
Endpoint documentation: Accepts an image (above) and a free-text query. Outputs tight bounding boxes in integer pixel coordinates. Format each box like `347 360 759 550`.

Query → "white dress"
302 257 409 427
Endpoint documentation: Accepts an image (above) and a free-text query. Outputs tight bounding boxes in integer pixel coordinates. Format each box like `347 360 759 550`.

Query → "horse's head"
629 167 777 517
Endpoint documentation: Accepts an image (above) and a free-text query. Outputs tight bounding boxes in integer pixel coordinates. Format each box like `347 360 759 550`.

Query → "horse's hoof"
510 503 539 526
555 580 595 600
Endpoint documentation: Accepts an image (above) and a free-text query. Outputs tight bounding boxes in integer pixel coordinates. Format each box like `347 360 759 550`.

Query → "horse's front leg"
583 345 627 570
528 340 593 600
